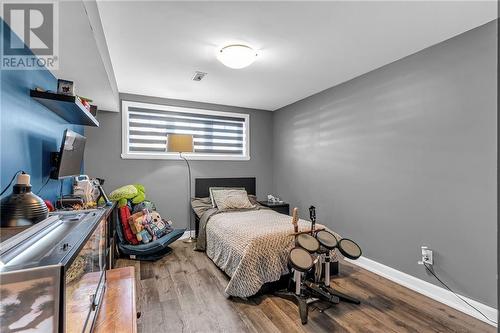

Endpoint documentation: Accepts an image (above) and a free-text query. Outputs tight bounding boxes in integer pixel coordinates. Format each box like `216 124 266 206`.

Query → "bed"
192 177 340 298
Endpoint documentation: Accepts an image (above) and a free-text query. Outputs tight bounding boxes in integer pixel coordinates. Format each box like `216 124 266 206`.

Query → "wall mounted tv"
51 129 86 179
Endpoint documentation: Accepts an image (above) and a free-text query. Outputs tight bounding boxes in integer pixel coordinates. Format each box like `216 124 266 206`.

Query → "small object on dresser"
44 200 55 212
258 200 290 215
89 104 98 117
73 175 99 203
55 196 84 210
76 96 94 113
267 194 283 203
57 79 74 96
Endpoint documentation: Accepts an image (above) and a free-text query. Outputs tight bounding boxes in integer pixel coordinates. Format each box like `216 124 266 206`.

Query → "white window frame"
121 101 250 161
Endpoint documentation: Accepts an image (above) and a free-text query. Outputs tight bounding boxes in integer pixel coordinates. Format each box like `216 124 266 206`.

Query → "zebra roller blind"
122 101 250 160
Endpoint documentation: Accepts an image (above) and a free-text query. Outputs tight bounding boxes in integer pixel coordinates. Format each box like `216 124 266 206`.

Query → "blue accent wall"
1 20 84 202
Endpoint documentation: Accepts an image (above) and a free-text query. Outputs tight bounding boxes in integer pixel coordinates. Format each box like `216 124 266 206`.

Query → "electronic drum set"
275 206 362 325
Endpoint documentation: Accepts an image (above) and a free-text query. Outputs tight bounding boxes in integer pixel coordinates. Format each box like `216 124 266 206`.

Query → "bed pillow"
191 197 213 218
209 187 245 207
212 189 255 211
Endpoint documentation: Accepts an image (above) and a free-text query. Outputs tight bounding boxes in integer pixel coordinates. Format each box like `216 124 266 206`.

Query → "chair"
114 208 185 261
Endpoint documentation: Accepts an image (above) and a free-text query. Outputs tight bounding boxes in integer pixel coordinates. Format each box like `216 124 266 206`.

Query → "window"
121 101 250 160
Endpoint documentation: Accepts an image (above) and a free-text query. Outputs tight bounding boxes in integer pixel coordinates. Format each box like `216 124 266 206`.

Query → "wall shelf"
30 90 99 127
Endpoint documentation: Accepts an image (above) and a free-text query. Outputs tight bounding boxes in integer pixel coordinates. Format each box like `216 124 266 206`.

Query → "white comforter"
205 209 340 297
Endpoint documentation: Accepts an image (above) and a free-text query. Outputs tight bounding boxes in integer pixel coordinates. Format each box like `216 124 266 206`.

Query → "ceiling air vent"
192 71 207 81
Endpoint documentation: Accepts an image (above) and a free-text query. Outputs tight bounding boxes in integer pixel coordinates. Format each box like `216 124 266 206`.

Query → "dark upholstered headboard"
195 177 256 198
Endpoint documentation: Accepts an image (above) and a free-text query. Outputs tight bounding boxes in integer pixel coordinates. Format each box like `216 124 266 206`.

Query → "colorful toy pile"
110 184 174 245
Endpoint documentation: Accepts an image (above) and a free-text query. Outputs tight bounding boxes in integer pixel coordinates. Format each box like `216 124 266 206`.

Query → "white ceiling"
97 1 497 111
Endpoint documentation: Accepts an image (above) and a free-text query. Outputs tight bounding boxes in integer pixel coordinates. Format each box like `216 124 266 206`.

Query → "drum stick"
291 207 299 233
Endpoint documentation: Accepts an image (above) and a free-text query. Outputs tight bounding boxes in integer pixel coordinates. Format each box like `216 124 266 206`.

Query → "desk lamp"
0 172 48 227
167 134 196 243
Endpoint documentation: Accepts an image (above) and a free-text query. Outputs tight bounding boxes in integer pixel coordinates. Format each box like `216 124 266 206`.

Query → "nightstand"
258 201 290 215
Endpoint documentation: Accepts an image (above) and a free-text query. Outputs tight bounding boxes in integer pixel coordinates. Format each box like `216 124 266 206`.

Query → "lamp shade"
1 173 48 227
167 134 194 153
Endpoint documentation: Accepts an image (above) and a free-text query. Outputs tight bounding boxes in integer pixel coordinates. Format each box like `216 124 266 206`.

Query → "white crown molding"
346 256 497 327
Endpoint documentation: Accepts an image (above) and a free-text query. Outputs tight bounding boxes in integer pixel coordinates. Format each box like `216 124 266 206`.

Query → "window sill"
121 152 251 161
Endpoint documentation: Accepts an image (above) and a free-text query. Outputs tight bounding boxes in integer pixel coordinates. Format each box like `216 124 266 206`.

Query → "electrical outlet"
418 246 433 265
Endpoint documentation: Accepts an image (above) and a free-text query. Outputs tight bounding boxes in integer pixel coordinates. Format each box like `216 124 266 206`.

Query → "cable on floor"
423 262 497 325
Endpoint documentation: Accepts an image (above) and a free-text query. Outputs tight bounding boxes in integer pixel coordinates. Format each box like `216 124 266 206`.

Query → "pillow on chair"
212 189 255 211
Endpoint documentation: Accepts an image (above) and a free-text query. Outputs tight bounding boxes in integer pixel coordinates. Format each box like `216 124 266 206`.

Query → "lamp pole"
180 152 196 243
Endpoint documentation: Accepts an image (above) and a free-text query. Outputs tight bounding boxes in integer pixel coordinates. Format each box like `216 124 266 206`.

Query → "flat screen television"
51 129 86 179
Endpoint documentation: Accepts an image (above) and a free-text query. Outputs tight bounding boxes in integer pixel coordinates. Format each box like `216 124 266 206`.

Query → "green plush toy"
109 184 146 207
131 184 146 204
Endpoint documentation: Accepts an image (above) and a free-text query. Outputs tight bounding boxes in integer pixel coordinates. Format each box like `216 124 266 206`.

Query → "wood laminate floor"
115 242 495 333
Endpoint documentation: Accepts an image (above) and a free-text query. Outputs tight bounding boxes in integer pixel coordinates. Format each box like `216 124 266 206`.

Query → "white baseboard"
179 230 195 240
345 256 497 327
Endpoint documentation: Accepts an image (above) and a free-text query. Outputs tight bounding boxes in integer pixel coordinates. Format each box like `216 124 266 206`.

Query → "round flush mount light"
216 44 258 69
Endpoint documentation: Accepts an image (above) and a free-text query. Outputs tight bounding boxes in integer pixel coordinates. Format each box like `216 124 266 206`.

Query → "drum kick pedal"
316 245 361 305
275 270 338 325
320 285 360 304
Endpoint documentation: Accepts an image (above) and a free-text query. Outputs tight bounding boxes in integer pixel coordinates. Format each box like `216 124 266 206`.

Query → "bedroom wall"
272 20 497 307
84 93 273 229
0 20 83 202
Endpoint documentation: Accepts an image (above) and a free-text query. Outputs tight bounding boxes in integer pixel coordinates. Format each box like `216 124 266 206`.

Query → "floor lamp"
167 134 196 243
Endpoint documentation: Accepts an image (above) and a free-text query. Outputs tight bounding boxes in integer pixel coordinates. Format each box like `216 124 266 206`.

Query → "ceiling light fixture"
216 44 258 69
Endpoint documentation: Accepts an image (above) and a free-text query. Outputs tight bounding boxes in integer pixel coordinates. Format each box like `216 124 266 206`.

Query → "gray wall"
273 20 497 307
85 93 273 229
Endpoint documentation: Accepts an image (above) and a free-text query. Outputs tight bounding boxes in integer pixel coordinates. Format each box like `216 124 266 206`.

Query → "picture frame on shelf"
57 79 74 96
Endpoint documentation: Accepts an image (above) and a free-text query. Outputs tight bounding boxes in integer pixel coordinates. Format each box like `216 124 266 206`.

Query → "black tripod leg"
298 297 309 325
322 286 360 304
287 276 295 292
274 291 313 325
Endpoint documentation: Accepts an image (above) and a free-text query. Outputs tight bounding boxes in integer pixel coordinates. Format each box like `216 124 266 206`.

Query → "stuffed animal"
137 230 152 243
119 206 139 245
143 211 172 240
131 184 146 204
127 209 157 244
128 211 145 234
132 200 156 214
109 184 146 207
150 211 162 224
151 211 173 233
162 219 174 235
